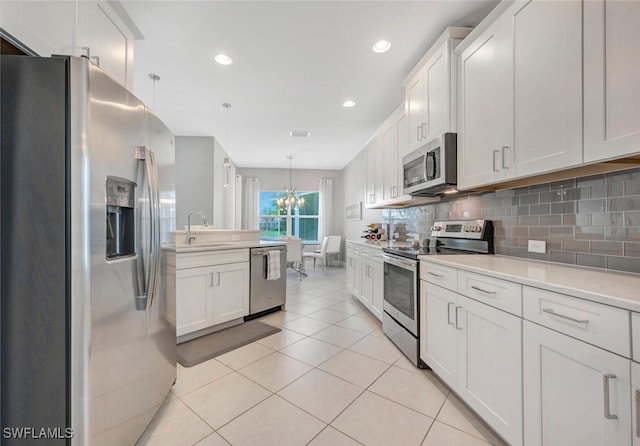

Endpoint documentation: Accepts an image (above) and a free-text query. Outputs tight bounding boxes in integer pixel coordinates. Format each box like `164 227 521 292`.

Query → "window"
258 191 319 242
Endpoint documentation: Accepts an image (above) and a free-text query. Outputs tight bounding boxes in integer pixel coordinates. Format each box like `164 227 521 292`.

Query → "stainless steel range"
381 219 494 367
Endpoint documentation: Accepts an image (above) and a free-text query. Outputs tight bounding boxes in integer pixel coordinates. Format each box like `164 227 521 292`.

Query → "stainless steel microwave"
402 133 457 196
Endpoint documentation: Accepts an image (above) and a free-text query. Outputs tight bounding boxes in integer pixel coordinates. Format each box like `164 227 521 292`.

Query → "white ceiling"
122 1 498 169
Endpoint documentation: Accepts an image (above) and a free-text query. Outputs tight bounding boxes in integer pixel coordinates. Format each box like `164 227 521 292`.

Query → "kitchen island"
164 229 287 343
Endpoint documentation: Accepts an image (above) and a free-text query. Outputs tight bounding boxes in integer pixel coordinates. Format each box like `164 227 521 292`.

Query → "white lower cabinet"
176 266 215 336
422 281 459 389
523 320 631 446
211 262 250 325
175 249 250 337
458 296 522 445
421 280 523 445
345 242 383 322
369 254 384 321
632 362 640 446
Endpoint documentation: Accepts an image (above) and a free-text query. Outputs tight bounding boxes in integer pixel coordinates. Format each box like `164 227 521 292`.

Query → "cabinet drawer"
458 270 522 316
177 249 249 270
420 262 457 292
359 246 371 258
523 286 630 357
347 242 361 255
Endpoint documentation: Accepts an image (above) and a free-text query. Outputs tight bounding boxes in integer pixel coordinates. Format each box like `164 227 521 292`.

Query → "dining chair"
278 236 306 280
302 236 330 273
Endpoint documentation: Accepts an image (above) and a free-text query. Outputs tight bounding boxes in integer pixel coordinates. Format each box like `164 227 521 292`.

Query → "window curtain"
242 177 260 229
318 178 333 241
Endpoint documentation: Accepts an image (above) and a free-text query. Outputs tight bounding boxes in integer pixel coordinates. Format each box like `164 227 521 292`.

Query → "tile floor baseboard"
136 268 508 446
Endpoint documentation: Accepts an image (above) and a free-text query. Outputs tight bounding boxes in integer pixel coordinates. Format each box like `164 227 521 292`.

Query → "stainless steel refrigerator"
1 56 176 445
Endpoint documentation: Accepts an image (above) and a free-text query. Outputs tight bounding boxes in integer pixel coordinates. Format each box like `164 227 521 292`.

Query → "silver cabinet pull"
217 272 221 286
501 146 510 169
421 123 427 140
455 306 463 330
428 271 444 278
447 302 455 325
635 389 640 437
492 149 500 172
603 374 618 420
635 389 640 438
209 272 214 287
417 125 422 142
471 285 496 295
542 308 589 324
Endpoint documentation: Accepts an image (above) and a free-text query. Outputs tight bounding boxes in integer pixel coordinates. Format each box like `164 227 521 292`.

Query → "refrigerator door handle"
147 147 161 310
135 146 161 310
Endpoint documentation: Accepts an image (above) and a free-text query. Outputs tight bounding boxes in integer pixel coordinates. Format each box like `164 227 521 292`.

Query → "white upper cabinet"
382 108 407 200
0 2 76 56
510 0 583 177
584 0 640 162
364 136 383 207
405 27 472 152
459 0 583 189
0 1 136 90
458 12 513 189
76 2 135 89
406 69 426 150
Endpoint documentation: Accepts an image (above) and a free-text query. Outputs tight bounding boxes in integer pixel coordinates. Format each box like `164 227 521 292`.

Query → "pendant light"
277 155 304 211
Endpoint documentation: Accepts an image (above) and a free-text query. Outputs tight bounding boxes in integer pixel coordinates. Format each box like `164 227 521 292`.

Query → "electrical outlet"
528 240 546 254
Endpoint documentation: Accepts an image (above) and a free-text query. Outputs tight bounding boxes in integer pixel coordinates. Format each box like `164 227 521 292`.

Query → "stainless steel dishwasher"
248 245 287 317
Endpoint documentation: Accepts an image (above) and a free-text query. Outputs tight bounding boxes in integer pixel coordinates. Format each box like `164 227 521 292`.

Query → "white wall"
176 136 236 229
175 136 215 229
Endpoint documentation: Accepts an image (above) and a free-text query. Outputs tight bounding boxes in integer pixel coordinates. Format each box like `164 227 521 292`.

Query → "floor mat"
177 320 280 367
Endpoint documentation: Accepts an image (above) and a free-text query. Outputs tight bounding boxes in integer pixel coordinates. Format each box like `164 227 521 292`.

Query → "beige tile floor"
137 267 508 446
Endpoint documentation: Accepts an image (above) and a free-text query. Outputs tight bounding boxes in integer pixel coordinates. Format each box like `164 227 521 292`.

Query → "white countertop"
418 254 640 312
166 240 286 254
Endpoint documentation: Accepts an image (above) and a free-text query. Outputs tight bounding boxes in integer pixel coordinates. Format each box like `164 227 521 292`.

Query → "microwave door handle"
428 152 437 180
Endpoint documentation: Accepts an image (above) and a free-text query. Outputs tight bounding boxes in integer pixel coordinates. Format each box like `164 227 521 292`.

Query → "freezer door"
143 110 177 423
80 59 149 446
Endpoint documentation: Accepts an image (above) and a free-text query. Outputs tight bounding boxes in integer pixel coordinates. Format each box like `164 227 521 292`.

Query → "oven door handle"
380 254 418 269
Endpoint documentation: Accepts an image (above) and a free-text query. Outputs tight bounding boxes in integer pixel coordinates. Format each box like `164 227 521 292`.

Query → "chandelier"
277 155 305 211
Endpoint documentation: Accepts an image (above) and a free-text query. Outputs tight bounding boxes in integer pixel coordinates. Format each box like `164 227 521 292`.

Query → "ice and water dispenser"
106 177 135 260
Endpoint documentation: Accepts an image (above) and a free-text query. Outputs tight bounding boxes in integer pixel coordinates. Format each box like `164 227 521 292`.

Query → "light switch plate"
528 240 546 254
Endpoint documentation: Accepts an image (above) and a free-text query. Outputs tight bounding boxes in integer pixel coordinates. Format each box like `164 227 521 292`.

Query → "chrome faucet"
187 211 209 244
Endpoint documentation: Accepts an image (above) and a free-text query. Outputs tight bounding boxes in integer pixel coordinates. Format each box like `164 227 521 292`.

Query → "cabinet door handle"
455 306 463 330
603 374 618 420
635 389 640 438
501 146 510 169
417 125 422 142
542 308 589 324
447 302 455 325
209 272 214 287
217 272 221 286
635 389 640 437
471 285 496 295
421 123 427 140
492 149 500 172
428 271 444 278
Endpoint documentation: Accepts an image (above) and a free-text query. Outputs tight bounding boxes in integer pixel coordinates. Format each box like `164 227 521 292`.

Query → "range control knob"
432 226 442 232
476 226 483 232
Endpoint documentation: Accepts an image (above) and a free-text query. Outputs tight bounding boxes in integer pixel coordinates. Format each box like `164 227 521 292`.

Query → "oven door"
381 254 418 336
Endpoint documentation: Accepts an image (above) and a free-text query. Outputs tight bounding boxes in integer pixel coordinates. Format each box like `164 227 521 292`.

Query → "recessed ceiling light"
290 130 311 138
342 100 356 108
214 54 233 65
372 40 391 53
